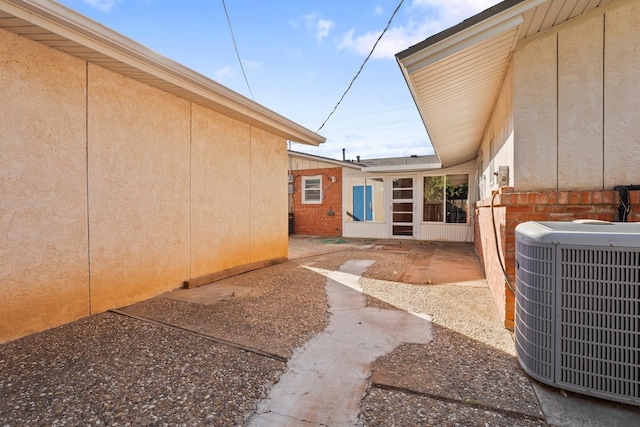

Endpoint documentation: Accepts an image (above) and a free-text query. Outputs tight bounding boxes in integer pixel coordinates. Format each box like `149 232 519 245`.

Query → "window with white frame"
423 174 469 224
302 176 322 204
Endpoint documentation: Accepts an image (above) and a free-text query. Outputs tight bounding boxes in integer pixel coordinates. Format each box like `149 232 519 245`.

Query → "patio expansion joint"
370 381 548 423
109 308 287 363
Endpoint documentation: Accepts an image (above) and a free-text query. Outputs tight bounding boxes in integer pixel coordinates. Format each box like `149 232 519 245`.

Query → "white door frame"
389 175 417 239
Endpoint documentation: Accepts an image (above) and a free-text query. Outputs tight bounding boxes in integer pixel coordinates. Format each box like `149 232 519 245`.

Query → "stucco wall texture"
514 1 640 191
0 28 288 343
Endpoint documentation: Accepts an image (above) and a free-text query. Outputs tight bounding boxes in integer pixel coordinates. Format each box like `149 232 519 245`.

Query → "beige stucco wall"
87 65 192 313
1 28 290 343
0 28 90 341
604 1 640 188
558 15 604 189
513 33 558 191
478 61 515 199
250 128 288 262
513 0 640 191
191 105 252 277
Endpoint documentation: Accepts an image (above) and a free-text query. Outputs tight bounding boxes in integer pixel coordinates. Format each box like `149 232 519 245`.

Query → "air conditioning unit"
515 221 640 406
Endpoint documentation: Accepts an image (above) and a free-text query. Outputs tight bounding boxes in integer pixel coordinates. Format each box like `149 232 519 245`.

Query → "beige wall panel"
514 35 558 191
0 30 89 342
87 65 190 313
604 2 640 187
480 61 515 199
558 16 604 190
250 128 288 262
190 105 252 277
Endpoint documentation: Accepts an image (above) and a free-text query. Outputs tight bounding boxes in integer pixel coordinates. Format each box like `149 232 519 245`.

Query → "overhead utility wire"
221 0 255 100
316 0 405 133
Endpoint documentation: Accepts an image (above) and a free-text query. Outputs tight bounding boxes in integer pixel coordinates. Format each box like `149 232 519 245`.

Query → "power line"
316 0 405 133
221 0 254 100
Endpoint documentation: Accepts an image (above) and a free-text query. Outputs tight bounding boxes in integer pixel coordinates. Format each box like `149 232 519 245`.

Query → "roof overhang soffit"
396 0 546 167
400 14 523 75
361 163 442 173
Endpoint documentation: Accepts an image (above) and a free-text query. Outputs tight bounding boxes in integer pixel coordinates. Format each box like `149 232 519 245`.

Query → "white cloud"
83 0 118 13
411 0 498 25
302 13 335 44
338 0 499 59
316 19 335 43
339 25 426 59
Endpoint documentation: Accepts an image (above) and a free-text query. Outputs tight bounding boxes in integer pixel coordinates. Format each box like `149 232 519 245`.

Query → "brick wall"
475 187 639 330
289 167 343 236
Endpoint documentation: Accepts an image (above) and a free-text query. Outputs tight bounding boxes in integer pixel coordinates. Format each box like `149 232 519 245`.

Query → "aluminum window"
423 174 469 223
302 176 322 204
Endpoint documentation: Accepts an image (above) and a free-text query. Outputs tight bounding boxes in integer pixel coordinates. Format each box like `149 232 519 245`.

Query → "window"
423 174 469 224
345 177 385 222
302 176 322 204
423 176 444 222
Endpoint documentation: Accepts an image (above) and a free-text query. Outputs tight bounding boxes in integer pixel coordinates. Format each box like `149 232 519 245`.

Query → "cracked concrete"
247 259 432 427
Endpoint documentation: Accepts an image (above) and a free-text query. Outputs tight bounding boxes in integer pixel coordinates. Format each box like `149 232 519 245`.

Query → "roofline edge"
1 0 325 146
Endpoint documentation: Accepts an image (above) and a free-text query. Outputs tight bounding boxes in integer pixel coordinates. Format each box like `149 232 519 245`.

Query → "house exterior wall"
604 1 640 187
191 104 252 277
249 129 289 260
87 64 192 313
475 0 640 328
478 60 515 200
0 28 290 343
0 27 90 341
288 156 342 171
289 166 343 236
343 163 477 241
513 0 640 191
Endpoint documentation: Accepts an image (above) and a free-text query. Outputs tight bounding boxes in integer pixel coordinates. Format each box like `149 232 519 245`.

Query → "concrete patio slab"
248 259 432 426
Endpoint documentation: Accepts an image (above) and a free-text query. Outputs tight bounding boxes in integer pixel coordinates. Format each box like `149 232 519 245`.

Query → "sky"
55 0 500 161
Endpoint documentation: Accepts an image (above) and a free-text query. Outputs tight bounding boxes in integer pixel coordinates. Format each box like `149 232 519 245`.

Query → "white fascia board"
399 0 545 74
362 163 443 173
1 0 325 146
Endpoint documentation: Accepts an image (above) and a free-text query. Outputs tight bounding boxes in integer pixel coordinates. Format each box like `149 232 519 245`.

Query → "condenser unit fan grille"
515 221 640 406
558 247 640 400
515 240 554 382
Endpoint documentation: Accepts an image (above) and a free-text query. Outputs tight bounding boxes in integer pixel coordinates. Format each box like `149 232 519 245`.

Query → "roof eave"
1 0 325 146
395 0 546 167
361 163 442 173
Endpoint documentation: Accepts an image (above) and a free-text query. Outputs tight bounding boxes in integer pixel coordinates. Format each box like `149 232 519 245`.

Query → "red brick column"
475 187 639 330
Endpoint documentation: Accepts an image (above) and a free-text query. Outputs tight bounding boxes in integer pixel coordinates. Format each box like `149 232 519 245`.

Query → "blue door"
353 185 373 221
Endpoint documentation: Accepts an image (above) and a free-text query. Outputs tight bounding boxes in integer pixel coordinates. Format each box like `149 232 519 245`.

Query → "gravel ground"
1 237 548 426
119 263 329 360
0 313 283 426
359 387 547 427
